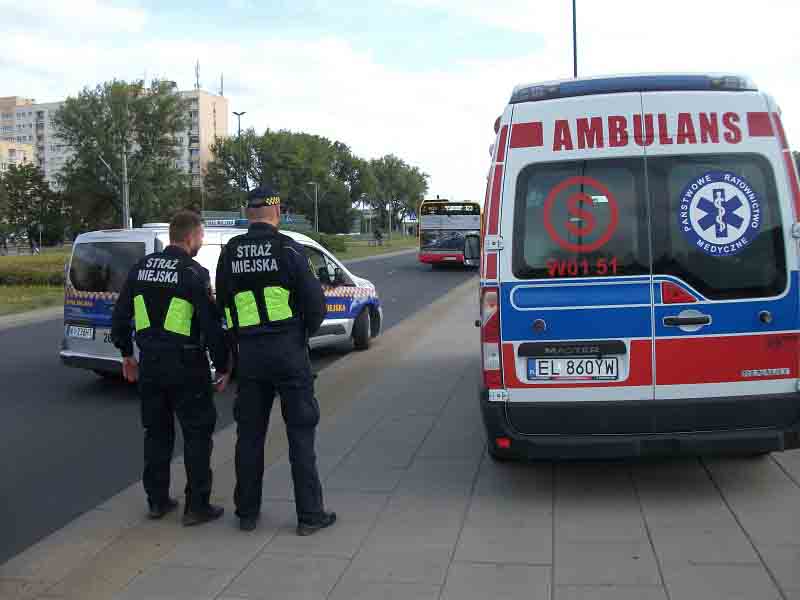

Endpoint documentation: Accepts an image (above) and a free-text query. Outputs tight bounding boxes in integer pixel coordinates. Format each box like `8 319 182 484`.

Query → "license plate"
67 325 95 340
528 357 618 380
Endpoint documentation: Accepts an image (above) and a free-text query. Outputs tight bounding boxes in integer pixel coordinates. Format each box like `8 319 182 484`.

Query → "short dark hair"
169 210 203 243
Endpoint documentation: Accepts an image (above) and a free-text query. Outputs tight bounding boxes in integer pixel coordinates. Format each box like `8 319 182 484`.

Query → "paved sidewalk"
3 277 800 599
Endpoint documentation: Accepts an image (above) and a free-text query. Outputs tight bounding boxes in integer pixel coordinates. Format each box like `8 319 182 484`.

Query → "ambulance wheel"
352 309 371 351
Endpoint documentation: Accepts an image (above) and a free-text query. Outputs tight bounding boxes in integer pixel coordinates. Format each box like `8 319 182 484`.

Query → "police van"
479 73 800 460
61 224 382 377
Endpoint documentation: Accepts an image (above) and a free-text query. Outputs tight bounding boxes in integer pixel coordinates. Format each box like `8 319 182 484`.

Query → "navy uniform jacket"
215 223 326 338
111 245 229 373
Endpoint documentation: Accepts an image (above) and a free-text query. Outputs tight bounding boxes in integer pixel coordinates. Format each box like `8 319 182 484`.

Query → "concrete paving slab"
113 565 237 600
705 456 800 545
344 545 455 586
454 495 552 565
455 459 552 565
264 492 387 558
39 522 188 600
632 460 760 567
555 585 667 600
0 509 138 583
771 448 800 487
441 562 550 600
325 460 407 493
662 563 782 600
157 517 276 570
328 578 441 600
343 415 437 468
222 553 349 600
555 541 662 586
0 578 50 600
394 457 480 498
757 544 800 599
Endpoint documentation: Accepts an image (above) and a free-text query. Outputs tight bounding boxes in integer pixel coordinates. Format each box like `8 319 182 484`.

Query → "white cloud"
0 0 148 34
4 0 800 203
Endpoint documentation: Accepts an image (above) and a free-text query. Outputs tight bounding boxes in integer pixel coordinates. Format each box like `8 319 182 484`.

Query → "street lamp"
307 182 319 233
233 111 247 193
572 0 578 78
97 152 130 229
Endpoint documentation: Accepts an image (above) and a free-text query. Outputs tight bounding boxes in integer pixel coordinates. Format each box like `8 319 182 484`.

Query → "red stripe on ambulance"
747 112 774 137
496 125 509 163
510 122 544 148
656 334 798 385
486 165 503 235
771 112 800 220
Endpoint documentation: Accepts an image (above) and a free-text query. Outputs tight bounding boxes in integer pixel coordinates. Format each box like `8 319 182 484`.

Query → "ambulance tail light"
481 286 503 387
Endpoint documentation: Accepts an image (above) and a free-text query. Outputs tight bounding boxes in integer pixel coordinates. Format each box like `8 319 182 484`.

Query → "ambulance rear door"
642 90 800 431
499 93 656 435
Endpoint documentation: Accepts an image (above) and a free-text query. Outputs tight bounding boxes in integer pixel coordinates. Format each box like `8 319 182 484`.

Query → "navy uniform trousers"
233 326 324 522
138 345 217 511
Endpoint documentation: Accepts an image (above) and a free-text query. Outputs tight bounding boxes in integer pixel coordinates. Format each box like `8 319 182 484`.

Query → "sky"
3 0 800 202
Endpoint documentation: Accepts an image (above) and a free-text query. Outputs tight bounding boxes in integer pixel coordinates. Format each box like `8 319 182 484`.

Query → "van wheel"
352 309 371 351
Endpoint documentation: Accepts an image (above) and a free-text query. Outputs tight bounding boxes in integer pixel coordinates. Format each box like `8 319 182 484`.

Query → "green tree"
53 79 190 228
0 163 66 245
369 154 428 233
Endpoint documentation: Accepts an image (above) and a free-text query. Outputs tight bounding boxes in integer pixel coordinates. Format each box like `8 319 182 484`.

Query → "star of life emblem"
678 170 762 257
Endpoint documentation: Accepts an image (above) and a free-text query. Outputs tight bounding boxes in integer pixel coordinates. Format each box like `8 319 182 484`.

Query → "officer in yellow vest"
216 185 336 534
111 210 231 526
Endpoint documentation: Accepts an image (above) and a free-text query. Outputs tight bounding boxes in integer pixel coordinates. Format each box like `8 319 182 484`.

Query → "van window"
648 153 786 300
69 242 145 293
512 159 650 279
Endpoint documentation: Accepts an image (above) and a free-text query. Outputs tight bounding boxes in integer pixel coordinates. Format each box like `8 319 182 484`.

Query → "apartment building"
0 89 228 190
178 89 229 189
0 140 36 174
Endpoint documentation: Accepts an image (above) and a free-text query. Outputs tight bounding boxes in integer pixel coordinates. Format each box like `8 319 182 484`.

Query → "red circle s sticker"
543 176 619 253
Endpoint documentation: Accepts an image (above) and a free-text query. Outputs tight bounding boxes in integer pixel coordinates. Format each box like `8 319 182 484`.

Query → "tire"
352 309 371 351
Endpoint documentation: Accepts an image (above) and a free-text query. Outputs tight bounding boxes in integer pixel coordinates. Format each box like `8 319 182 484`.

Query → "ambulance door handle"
663 314 711 327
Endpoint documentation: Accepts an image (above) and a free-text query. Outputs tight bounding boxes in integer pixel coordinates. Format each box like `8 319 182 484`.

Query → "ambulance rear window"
650 153 786 300
512 158 650 279
69 241 145 293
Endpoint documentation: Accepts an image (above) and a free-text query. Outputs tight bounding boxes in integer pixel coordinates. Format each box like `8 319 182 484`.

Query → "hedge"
0 254 68 286
304 233 348 254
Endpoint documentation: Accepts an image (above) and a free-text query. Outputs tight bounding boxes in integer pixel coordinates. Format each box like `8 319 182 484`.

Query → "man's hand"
214 371 230 393
122 356 139 383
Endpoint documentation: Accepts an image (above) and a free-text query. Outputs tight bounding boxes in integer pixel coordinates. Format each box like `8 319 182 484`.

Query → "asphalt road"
0 252 475 564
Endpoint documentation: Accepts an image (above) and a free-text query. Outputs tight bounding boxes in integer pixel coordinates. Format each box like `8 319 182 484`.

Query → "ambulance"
479 74 800 460
61 225 382 377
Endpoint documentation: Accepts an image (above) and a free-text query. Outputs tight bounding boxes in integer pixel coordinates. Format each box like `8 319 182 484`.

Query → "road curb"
342 247 416 265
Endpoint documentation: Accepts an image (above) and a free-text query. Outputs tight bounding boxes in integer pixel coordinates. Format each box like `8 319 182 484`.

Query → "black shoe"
182 504 224 527
239 516 259 532
297 512 336 536
148 498 179 520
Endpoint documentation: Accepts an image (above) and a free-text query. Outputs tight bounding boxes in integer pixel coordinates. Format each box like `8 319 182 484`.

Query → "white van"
61 225 383 377
479 74 800 460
